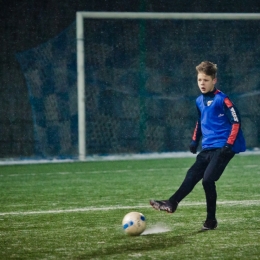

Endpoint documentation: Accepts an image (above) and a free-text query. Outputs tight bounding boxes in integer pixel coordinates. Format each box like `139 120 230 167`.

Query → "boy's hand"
189 141 198 154
220 144 233 155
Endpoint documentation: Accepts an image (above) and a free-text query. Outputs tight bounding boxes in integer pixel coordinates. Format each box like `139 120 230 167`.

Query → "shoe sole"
149 200 173 213
201 225 218 231
201 227 217 231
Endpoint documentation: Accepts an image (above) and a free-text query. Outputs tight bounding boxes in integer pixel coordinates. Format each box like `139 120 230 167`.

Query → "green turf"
0 155 260 259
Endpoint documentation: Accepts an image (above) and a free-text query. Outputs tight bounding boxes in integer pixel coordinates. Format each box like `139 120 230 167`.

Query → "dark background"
1 0 260 158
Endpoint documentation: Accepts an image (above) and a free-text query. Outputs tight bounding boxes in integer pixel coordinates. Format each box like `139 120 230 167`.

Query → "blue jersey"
192 89 246 153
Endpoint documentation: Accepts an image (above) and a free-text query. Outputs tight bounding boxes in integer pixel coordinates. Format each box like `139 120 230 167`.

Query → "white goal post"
76 12 260 161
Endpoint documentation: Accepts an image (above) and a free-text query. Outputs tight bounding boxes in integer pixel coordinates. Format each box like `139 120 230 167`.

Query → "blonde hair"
196 61 217 79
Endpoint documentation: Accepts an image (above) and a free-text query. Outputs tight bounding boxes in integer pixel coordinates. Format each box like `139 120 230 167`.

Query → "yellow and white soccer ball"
122 212 146 236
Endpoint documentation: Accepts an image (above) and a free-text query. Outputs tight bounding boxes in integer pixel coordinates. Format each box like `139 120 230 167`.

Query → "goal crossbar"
78 12 260 20
76 12 260 160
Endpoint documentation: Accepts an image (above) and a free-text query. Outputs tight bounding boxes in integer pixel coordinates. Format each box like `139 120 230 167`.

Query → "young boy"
150 61 246 230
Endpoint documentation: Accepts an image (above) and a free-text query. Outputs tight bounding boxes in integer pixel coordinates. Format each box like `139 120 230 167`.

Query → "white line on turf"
1 168 188 177
0 200 259 216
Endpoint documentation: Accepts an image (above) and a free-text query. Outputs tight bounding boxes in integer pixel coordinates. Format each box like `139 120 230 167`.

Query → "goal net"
17 12 260 160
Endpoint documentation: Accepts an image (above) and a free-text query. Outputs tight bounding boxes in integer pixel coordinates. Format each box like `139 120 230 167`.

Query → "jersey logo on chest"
207 100 213 106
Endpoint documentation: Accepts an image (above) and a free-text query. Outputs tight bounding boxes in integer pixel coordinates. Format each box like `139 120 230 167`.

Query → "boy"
150 61 246 230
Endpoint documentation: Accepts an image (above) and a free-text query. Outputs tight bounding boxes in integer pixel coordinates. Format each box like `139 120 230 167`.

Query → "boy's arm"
223 97 241 147
190 106 202 154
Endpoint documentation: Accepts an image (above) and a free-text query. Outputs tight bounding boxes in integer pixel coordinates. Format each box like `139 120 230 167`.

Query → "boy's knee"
202 179 215 191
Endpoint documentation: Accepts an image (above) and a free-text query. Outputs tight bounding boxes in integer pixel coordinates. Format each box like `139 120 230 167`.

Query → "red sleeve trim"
192 122 198 141
227 123 240 145
224 97 233 108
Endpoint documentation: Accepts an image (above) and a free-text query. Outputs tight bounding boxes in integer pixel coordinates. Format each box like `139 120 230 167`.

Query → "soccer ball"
122 212 146 236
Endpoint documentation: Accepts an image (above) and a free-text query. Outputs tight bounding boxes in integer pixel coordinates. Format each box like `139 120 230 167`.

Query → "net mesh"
16 24 78 158
16 18 260 158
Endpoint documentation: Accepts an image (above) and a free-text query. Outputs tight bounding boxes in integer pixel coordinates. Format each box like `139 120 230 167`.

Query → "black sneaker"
149 200 177 213
202 219 218 230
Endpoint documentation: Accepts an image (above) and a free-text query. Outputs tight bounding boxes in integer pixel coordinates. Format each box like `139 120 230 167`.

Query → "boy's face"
197 73 217 94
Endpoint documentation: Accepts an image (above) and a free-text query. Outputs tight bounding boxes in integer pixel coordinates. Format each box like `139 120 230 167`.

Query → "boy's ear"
213 78 217 84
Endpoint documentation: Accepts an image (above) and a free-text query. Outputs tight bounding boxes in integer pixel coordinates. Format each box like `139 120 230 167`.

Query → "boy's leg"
150 151 209 213
202 149 235 221
168 150 210 205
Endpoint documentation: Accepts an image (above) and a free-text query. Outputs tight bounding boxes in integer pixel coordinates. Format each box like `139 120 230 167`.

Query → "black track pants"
169 149 235 220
